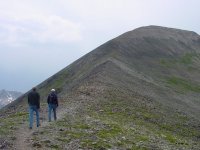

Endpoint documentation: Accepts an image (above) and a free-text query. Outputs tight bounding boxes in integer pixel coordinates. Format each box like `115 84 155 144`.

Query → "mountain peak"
117 25 200 43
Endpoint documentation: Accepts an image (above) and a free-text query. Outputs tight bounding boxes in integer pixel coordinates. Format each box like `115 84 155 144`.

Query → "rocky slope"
0 89 22 109
1 26 200 150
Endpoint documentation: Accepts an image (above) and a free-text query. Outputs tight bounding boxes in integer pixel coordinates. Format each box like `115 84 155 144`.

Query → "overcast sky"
0 0 200 92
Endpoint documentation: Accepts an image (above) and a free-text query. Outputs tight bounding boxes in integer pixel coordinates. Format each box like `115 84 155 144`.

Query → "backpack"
49 93 57 104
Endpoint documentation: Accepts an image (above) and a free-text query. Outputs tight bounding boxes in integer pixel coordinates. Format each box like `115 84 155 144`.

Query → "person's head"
51 89 55 93
32 87 36 91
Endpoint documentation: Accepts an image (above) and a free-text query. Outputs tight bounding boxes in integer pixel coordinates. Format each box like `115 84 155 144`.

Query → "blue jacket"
47 92 58 106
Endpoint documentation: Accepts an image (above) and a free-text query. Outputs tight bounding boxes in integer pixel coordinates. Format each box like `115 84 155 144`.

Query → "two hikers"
27 88 58 129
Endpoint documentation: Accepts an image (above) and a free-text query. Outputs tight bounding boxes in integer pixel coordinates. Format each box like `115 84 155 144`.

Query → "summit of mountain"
1 26 200 149
119 25 199 41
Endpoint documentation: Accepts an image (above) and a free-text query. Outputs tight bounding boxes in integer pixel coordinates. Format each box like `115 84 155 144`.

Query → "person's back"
47 89 58 122
28 87 40 129
47 92 58 105
28 90 40 108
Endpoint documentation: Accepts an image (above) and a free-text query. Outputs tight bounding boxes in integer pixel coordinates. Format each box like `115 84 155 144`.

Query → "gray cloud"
0 15 81 46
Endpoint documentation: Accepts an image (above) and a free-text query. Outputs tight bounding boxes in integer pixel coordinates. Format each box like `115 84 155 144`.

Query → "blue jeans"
29 105 40 128
48 104 57 121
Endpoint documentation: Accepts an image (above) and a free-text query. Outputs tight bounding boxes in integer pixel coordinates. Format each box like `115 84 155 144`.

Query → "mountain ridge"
1 26 200 149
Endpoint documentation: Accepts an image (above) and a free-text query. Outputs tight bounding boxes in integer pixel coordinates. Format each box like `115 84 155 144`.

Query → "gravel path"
14 98 79 150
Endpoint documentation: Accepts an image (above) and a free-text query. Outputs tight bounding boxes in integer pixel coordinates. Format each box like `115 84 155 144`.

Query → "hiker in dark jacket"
47 89 58 122
28 87 40 129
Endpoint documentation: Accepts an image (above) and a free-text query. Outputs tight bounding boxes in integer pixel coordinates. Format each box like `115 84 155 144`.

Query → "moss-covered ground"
29 88 200 150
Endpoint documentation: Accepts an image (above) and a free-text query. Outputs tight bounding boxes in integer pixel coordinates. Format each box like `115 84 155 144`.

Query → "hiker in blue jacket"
47 89 58 122
28 87 40 129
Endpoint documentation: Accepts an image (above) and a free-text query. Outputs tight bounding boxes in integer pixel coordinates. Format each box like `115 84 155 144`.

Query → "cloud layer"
0 14 81 46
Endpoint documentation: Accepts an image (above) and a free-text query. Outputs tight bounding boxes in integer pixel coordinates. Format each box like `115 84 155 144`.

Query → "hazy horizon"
1 0 200 92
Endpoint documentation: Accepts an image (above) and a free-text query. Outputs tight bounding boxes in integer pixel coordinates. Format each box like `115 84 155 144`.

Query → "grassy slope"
15 60 200 150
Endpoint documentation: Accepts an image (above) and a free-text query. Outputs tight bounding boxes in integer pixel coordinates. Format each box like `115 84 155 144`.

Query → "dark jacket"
47 93 58 106
28 91 40 109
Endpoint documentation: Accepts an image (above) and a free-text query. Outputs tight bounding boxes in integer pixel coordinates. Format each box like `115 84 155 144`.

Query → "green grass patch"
56 120 69 127
164 133 177 143
0 112 28 136
81 140 112 149
137 135 149 142
9 112 28 118
47 144 62 150
166 76 200 92
130 146 151 150
179 53 193 64
160 59 175 67
97 123 123 139
61 130 86 139
160 53 197 68
74 124 91 129
56 137 71 143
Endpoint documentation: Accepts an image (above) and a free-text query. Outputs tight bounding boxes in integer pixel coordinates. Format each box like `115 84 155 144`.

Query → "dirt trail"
14 108 50 150
15 124 34 150
14 103 75 150
14 109 65 150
